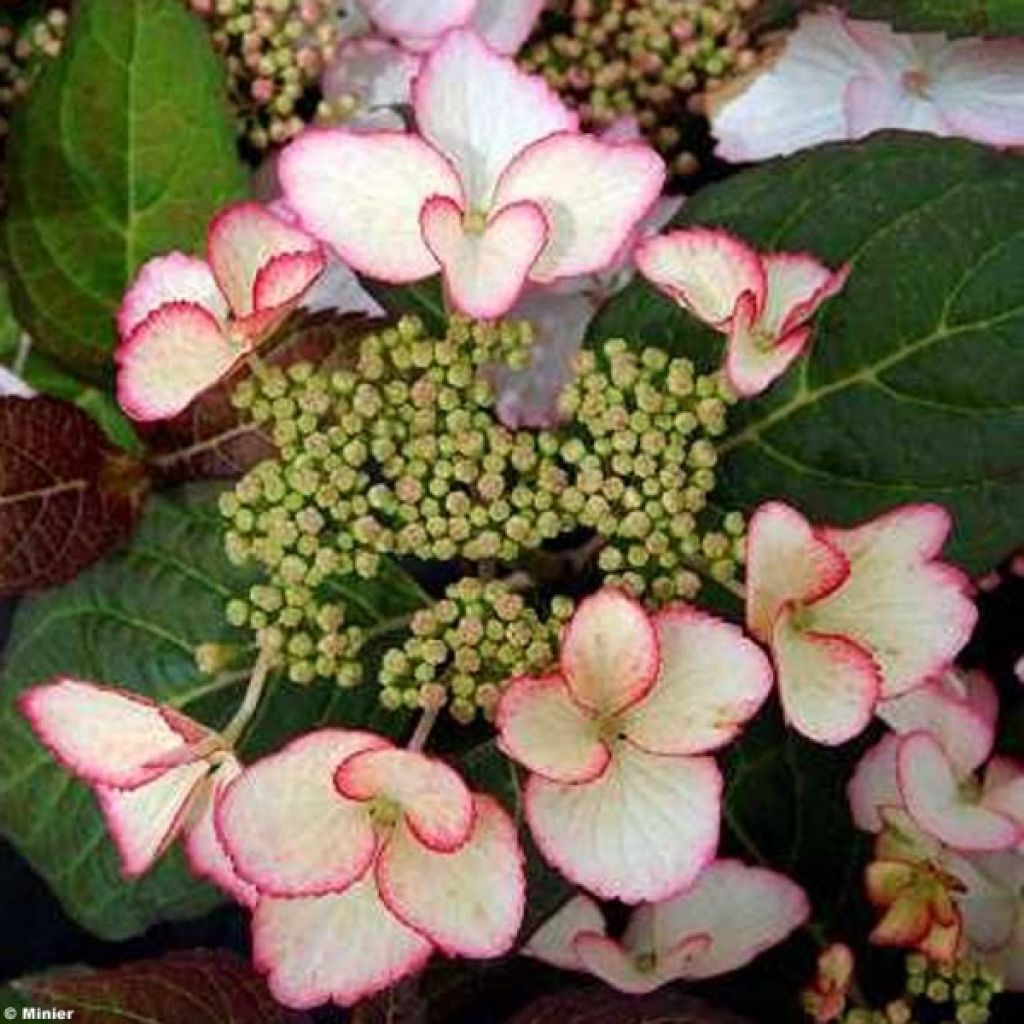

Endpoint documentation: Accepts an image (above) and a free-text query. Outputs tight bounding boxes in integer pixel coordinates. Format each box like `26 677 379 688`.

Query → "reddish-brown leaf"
506 987 751 1024
15 950 311 1024
0 396 148 596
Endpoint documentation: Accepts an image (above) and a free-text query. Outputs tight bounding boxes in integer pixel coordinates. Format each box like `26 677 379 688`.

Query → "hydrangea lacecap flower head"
635 227 849 397
18 679 255 906
744 502 977 745
115 202 326 422
496 589 772 903
216 729 524 1008
279 29 665 319
524 859 808 994
709 8 1024 162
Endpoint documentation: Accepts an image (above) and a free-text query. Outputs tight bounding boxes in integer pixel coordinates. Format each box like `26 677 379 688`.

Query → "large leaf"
3 0 246 380
839 0 1024 35
0 488 426 939
591 133 1024 573
507 988 751 1024
0 396 148 596
12 950 311 1023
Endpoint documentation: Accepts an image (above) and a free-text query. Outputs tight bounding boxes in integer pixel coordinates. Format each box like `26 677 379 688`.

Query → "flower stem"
221 639 275 746
407 706 439 754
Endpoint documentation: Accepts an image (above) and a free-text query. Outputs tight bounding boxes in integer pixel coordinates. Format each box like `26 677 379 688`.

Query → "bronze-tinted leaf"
507 987 751 1024
0 396 148 595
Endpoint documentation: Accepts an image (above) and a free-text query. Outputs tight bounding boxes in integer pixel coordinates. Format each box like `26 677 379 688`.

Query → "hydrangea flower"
320 37 421 131
496 589 772 903
280 29 665 319
745 502 976 745
19 679 254 905
802 943 855 1024
524 859 808 994
216 729 524 1008
709 9 1024 162
116 202 326 421
635 227 849 396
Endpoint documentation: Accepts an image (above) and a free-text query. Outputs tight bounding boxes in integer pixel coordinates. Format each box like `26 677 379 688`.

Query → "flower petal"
376 796 524 957
634 859 809 980
745 501 849 645
949 850 1024 954
560 588 660 715
278 128 461 283
361 0 473 42
321 38 421 132
18 679 204 790
495 133 665 282
982 756 1024 834
207 202 324 319
96 761 209 877
115 302 242 422
497 674 608 783
634 227 765 330
334 747 474 852
413 29 575 208
843 73 947 140
522 894 606 971
182 758 259 907
473 0 544 54
622 607 772 756
848 733 903 833
898 732 1020 852
526 744 721 903
117 252 227 339
760 252 846 338
573 931 711 995
217 729 386 897
773 605 882 745
726 293 812 398
421 196 547 318
816 505 977 698
252 877 433 1010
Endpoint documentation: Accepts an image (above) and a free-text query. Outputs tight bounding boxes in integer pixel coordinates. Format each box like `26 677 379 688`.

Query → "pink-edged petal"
361 0 473 42
878 669 997 777
949 850 1024 954
982 756 1024 831
760 252 845 338
522 894 606 971
18 679 204 790
560 588 660 716
278 129 461 283
252 877 433 1010
207 202 324 319
745 501 849 645
843 73 947 140
421 196 547 318
494 133 665 283
726 293 812 398
622 607 772 756
473 0 544 54
573 931 711 995
217 729 387 897
933 39 1024 148
641 860 809 979
321 39 420 132
115 302 243 422
634 227 764 329
96 760 208 877
413 29 575 209
773 605 882 746
376 795 524 957
0 366 35 398
496 674 608 784
526 744 722 903
182 758 259 907
898 732 1019 852
816 506 977 698
117 252 227 339
709 11 871 161
848 733 904 833
335 746 474 852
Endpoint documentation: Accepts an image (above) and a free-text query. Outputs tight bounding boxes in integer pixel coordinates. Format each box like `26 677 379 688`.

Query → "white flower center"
902 68 932 97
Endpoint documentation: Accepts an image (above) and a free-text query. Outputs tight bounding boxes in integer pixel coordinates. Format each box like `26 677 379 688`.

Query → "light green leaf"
3 0 246 381
592 133 1024 573
0 487 425 939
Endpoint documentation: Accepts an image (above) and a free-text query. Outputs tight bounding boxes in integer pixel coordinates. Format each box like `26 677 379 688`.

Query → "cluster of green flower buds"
0 6 68 142
188 0 338 152
839 954 1003 1024
521 0 762 177
219 314 740 720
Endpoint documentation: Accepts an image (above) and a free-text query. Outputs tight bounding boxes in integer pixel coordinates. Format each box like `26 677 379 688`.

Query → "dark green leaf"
838 0 1024 36
0 487 424 939
592 134 1024 573
372 278 448 335
3 0 247 381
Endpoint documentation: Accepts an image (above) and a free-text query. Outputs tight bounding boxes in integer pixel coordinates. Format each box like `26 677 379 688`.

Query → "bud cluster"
219 314 741 720
188 0 339 152
0 6 68 143
521 0 762 177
